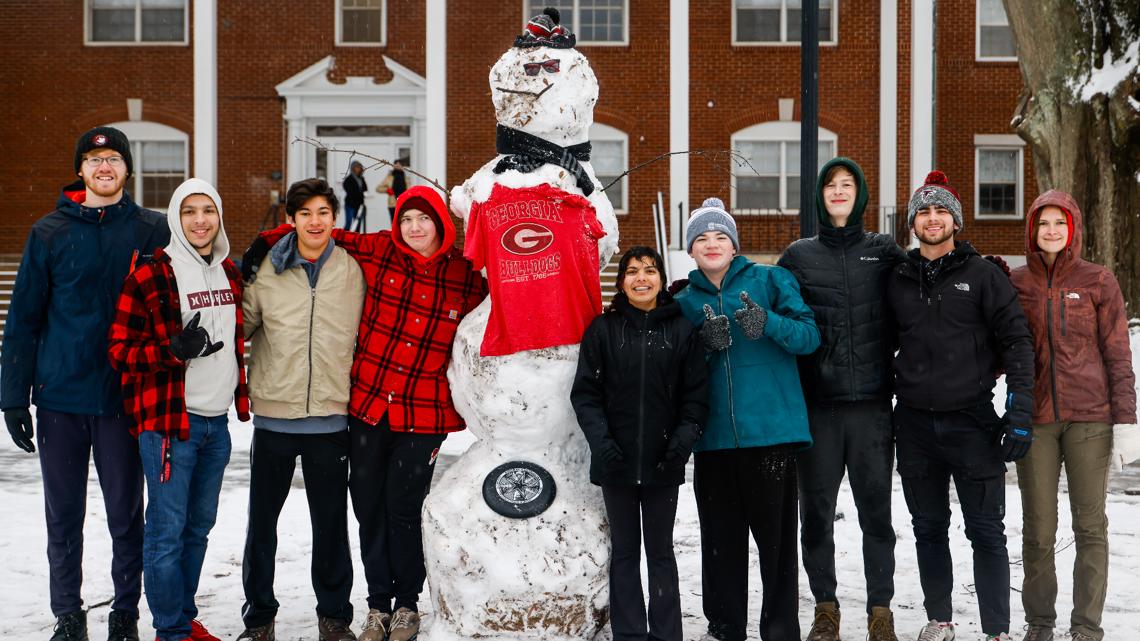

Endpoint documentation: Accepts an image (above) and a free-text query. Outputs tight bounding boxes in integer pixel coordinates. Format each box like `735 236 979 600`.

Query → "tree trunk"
1003 0 1140 307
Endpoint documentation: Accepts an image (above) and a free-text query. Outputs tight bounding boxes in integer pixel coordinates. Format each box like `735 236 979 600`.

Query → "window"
87 0 187 44
590 124 628 213
734 0 836 45
106 121 189 211
977 0 1015 60
525 0 627 45
974 137 1024 219
731 122 836 213
338 0 385 46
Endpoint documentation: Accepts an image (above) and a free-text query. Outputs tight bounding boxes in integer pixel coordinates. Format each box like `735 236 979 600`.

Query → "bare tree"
1003 0 1139 304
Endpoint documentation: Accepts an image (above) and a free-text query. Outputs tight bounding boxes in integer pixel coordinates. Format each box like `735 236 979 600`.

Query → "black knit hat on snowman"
686 197 740 253
907 170 962 229
516 7 576 48
74 126 134 177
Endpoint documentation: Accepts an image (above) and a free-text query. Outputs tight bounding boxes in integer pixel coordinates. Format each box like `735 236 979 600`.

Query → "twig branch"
600 148 764 193
293 137 450 200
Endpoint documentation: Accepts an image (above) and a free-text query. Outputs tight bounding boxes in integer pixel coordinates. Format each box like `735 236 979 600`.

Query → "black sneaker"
50 611 89 641
106 610 139 641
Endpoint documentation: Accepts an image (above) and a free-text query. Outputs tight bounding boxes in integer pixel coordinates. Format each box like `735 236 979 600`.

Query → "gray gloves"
734 292 767 339
700 305 732 351
701 292 768 351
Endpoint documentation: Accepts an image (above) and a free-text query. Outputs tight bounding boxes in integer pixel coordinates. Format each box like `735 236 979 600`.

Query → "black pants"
241 429 353 627
894 404 1010 635
602 484 682 641
693 447 800 641
348 415 445 613
798 399 896 611
37 408 145 618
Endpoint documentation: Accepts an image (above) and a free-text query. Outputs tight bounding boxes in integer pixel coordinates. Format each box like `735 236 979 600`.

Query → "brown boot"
866 606 899 641
806 602 840 641
318 616 357 641
236 621 275 641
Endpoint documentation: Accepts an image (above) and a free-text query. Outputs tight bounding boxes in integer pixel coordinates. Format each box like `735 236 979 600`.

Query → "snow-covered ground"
4 374 1140 639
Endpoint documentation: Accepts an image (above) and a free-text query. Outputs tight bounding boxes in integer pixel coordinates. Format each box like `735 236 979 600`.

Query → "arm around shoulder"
761 266 821 355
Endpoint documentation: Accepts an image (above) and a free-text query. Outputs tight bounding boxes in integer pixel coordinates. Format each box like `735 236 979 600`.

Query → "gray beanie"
686 197 740 253
907 170 963 229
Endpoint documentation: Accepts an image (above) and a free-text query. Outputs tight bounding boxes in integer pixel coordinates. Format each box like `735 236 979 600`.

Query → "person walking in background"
778 157 905 641
108 178 249 641
377 160 408 221
1009 190 1136 641
673 197 820 641
1 126 170 641
572 246 708 641
886 171 1035 641
342 160 367 231
237 179 365 641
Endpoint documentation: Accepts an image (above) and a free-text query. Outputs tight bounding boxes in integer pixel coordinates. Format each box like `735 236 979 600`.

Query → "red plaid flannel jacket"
108 247 251 441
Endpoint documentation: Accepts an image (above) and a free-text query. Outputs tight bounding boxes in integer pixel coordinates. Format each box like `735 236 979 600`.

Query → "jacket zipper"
841 245 856 396
1060 289 1068 337
636 314 647 485
720 290 741 448
1045 264 1060 422
306 287 316 414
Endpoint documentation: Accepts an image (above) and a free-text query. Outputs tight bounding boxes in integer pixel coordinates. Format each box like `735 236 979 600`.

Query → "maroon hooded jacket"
1009 190 1136 425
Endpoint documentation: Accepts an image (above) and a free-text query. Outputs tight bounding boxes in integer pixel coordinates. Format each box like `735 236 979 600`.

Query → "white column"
910 0 934 192
425 0 447 189
193 0 217 184
285 112 306 186
668 0 689 250
879 0 898 231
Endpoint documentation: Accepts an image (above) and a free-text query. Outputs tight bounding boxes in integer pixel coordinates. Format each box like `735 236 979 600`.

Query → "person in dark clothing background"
377 160 408 222
572 246 708 641
778 157 905 641
887 171 1035 641
1 126 169 641
342 160 367 231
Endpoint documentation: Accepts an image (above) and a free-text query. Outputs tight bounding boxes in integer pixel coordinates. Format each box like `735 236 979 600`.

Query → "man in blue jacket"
1 127 170 641
674 197 820 641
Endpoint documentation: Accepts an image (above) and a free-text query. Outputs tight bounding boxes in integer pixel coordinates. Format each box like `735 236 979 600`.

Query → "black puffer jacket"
778 157 906 403
572 293 709 486
887 241 1035 412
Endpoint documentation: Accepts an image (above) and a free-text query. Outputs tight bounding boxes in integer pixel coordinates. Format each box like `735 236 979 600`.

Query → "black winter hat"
74 126 134 176
515 7 576 48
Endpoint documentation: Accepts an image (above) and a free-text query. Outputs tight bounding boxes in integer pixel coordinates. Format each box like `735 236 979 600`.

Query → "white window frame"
106 121 189 213
732 0 839 47
975 0 1017 61
336 0 387 47
589 123 629 214
973 134 1025 220
522 0 629 46
730 121 838 215
85 0 189 46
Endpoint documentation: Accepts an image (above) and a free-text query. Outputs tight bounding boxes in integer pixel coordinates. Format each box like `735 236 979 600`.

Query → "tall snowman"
421 8 619 641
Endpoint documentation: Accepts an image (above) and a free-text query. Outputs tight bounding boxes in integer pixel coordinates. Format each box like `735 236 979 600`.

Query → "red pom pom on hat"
922 170 959 200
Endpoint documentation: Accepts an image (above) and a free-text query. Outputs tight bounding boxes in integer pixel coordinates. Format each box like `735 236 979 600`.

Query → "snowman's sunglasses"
523 59 560 75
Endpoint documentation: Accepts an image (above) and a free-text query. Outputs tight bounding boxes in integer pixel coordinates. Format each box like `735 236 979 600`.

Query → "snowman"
421 8 619 641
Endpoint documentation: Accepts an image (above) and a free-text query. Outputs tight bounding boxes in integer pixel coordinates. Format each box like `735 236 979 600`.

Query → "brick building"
0 0 1034 260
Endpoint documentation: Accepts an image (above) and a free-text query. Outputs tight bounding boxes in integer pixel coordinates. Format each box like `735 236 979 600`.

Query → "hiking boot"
867 606 899 641
359 609 391 641
189 621 220 641
50 611 89 641
1021 626 1053 641
1068 633 1096 641
386 608 420 641
318 616 357 641
106 611 139 641
236 621 275 641
916 620 955 641
806 602 840 641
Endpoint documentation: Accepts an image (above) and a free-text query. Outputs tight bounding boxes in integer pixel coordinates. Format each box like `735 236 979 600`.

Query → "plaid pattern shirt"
108 247 251 441
331 228 486 433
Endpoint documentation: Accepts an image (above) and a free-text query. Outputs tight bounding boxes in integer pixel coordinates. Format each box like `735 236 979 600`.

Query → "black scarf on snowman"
494 124 594 197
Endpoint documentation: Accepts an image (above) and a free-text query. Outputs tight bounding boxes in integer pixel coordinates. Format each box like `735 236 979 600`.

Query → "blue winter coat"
675 256 820 452
0 181 169 415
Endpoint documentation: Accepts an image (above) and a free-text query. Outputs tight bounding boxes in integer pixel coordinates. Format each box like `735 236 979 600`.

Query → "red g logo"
501 222 554 256
93 134 108 146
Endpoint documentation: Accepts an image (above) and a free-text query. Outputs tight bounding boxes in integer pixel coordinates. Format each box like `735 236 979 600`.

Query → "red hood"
1024 189 1082 260
391 185 457 263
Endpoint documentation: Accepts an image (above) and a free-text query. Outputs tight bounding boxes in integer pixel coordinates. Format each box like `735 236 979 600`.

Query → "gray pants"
1016 421 1112 640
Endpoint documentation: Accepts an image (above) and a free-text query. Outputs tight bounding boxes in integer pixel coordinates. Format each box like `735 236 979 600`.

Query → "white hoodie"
164 178 238 418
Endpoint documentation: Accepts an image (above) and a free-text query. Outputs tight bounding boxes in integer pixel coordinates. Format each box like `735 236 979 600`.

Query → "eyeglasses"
523 59 560 76
83 156 125 168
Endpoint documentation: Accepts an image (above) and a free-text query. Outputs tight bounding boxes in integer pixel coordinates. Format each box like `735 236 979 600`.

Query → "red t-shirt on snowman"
464 183 606 356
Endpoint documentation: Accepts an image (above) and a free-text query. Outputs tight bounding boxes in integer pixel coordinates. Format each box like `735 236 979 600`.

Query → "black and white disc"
482 461 557 519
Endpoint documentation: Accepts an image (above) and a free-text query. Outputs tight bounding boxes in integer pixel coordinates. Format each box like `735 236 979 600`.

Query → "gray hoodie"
164 178 238 418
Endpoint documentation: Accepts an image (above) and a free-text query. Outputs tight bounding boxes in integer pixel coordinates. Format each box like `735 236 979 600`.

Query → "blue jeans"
344 204 359 231
139 414 231 641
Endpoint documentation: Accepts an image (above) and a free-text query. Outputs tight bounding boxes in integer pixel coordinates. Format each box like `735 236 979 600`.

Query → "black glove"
699 304 732 351
597 439 625 467
1001 392 1034 462
241 236 271 284
169 312 225 361
4 408 34 453
659 423 701 471
984 254 1011 278
667 278 690 296
734 292 768 340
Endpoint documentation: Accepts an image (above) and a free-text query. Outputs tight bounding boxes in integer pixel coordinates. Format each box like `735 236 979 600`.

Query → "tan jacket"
243 244 365 419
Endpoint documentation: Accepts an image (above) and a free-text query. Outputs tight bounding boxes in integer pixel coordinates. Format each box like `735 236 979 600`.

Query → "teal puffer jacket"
675 256 820 452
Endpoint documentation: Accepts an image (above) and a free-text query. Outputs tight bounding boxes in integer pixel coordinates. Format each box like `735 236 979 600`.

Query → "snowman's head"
489 8 598 147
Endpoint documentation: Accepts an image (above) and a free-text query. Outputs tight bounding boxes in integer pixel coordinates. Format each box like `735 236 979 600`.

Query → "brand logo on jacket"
186 289 236 310
1067 292 1081 299
860 256 880 261
954 282 970 292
